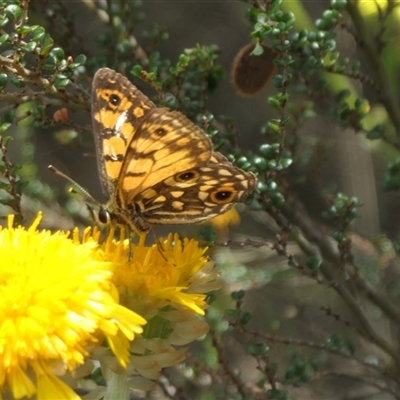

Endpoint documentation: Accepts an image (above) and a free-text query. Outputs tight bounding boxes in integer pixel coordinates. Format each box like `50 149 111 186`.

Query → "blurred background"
2 0 400 399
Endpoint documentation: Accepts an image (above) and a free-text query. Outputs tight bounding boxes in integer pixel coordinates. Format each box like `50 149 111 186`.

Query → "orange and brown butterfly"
74 68 256 233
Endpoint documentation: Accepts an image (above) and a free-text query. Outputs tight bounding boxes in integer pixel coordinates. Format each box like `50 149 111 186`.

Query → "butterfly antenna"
149 227 169 262
48 164 99 205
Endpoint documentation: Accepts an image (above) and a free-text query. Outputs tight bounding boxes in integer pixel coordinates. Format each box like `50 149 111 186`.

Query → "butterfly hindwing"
139 153 255 224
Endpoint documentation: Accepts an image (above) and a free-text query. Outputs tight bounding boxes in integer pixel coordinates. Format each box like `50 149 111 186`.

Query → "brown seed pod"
231 43 277 96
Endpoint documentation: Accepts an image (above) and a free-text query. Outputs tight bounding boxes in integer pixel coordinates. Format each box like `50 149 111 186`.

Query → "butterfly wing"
91 68 156 199
116 106 255 224
139 153 257 224
115 107 214 212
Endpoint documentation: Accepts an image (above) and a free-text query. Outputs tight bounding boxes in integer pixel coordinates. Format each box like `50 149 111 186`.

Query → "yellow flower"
104 230 218 316
94 228 221 391
207 207 241 235
0 213 146 400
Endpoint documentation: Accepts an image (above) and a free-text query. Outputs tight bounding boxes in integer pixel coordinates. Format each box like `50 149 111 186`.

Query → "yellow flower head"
93 228 221 393
0 213 146 400
207 207 241 235
102 229 219 317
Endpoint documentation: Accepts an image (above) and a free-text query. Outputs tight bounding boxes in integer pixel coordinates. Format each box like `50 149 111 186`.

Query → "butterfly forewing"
117 108 214 206
91 68 156 198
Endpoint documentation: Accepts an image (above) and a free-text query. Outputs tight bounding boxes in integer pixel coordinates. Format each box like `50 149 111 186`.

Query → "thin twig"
231 322 392 379
210 330 250 399
313 371 397 397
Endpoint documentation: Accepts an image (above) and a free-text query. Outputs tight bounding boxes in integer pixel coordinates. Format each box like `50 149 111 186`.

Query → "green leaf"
67 62 81 69
50 47 65 61
197 225 217 243
366 124 384 140
16 25 34 35
251 42 264 56
256 181 269 193
270 192 285 207
22 41 37 53
163 93 177 108
59 60 68 70
0 135 12 147
74 54 87 65
54 78 70 88
0 16 9 27
0 33 9 46
306 256 322 271
231 290 246 300
254 156 268 171
131 65 143 77
331 0 347 10
0 181 11 191
240 311 253 324
32 26 45 41
247 343 269 355
259 143 280 159
267 96 282 109
9 76 25 88
354 97 370 116
280 156 293 168
0 73 7 90
4 4 22 21
0 122 12 133
267 120 280 132
236 156 252 170
39 33 54 56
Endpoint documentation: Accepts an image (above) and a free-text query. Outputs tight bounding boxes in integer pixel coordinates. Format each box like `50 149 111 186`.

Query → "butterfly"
54 68 256 234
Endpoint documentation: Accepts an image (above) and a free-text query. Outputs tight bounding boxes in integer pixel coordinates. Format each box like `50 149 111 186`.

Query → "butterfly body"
91 68 256 233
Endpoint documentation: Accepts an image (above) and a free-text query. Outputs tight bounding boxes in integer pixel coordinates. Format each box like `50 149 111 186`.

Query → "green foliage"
0 133 25 223
284 353 317 386
383 157 400 190
321 333 356 355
